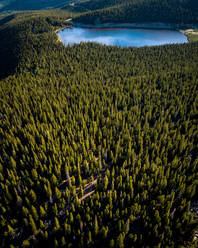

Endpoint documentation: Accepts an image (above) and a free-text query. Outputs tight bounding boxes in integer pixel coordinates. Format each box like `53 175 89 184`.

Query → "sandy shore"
180 29 198 35
54 25 72 43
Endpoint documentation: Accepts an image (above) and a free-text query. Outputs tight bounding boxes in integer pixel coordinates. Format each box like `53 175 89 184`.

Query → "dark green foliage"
0 13 69 78
0 11 198 248
62 0 125 13
0 0 70 12
73 0 198 25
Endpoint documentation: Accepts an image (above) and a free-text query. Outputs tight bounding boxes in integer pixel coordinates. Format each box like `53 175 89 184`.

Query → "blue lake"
58 27 188 47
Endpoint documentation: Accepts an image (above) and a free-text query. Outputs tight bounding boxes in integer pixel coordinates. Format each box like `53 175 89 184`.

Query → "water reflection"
58 27 188 47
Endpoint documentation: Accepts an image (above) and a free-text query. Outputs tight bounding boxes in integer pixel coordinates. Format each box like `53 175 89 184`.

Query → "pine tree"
94 215 99 235
88 231 92 244
54 217 60 232
40 206 46 218
61 236 66 247
29 215 37 234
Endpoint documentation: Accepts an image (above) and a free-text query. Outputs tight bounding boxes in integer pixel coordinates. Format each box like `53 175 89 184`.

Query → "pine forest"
0 5 198 248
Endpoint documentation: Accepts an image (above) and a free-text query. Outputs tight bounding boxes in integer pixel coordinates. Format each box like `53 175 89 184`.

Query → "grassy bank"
185 29 198 42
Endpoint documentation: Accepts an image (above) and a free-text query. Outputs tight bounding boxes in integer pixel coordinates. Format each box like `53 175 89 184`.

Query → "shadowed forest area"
71 0 198 24
0 0 70 12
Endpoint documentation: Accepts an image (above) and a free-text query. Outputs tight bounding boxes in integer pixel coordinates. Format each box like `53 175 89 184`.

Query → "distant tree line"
74 0 198 25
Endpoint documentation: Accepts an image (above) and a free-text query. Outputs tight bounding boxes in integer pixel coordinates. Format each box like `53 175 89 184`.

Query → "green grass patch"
187 33 198 42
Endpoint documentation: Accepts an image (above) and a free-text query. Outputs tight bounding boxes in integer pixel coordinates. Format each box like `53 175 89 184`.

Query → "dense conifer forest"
73 0 198 25
0 3 198 248
0 0 70 12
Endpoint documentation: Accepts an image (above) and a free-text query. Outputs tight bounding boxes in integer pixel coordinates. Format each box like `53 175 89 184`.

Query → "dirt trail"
22 177 98 245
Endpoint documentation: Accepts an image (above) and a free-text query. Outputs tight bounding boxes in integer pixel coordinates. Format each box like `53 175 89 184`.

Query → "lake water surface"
58 27 188 47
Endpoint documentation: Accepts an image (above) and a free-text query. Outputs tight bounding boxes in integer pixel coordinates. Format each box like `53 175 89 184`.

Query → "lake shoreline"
56 21 198 44
54 25 72 43
179 29 198 42
73 22 180 29
57 25 188 47
72 21 197 30
71 22 198 41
